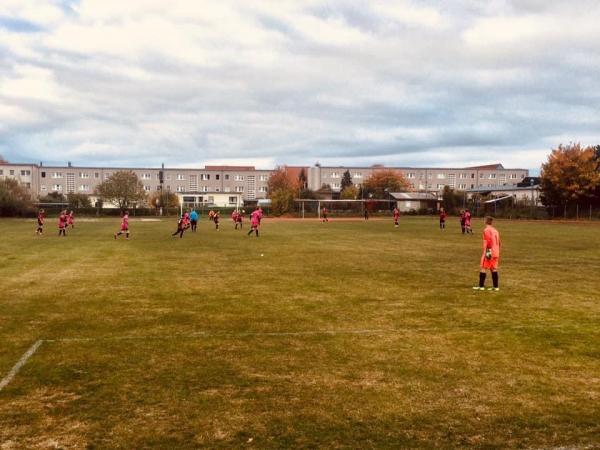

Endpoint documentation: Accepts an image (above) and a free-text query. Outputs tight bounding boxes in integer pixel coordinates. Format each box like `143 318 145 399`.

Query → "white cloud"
1 0 599 170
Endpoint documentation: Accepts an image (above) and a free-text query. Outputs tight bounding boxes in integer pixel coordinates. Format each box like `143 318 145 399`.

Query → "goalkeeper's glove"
485 248 492 260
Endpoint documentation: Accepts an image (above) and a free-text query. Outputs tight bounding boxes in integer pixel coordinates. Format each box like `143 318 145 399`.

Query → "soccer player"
36 209 45 235
67 210 75 228
257 206 264 224
171 213 187 238
248 208 260 237
208 210 215 223
58 210 67 237
114 211 130 239
464 209 473 234
236 210 243 229
322 206 329 222
439 207 447 230
214 211 220 230
459 210 466 234
393 207 400 227
473 216 501 291
189 209 199 232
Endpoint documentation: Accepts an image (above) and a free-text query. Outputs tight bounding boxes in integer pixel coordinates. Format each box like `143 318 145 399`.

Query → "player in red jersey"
257 206 264 224
171 213 189 238
464 209 473 234
393 207 400 227
115 211 130 239
36 209 45 235
459 210 466 234
213 211 220 230
322 207 329 222
58 210 67 237
439 207 447 230
67 210 75 228
473 216 501 291
247 208 260 237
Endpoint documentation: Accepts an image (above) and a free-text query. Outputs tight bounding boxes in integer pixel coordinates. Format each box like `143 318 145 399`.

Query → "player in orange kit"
473 216 501 291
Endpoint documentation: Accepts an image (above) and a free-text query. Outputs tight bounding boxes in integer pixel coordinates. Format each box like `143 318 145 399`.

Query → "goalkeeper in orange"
473 216 501 291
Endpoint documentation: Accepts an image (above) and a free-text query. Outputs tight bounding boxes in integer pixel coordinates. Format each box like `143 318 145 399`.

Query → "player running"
473 216 501 291
393 207 400 227
213 211 220 230
67 210 75 228
464 209 473 234
232 210 243 229
322 207 329 222
247 208 260 237
114 211 130 239
36 209 45 235
189 209 199 232
439 207 447 230
171 212 190 238
460 210 466 234
58 210 67 237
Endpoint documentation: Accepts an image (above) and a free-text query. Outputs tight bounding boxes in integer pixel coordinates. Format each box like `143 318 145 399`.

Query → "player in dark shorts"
114 211 130 239
171 213 189 238
214 211 220 230
439 207 447 230
36 209 45 235
322 207 329 222
58 210 67 237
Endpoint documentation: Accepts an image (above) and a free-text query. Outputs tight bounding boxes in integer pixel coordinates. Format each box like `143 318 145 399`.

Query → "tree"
95 170 147 210
441 186 463 214
0 178 32 216
362 169 411 198
148 190 180 209
67 193 91 208
40 191 67 203
341 170 353 192
540 143 600 208
298 168 308 191
340 185 358 200
267 167 299 215
0 154 7 164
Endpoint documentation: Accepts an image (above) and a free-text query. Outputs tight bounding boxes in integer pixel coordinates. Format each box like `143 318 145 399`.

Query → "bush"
0 179 33 216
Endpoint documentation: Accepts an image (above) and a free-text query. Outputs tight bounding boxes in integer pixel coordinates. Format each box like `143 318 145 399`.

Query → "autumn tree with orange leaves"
540 143 600 208
362 169 411 198
267 167 300 215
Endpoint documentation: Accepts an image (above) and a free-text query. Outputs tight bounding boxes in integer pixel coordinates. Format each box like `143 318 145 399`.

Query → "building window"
234 175 244 181
480 173 485 178
224 186 231 192
177 174 185 181
259 186 267 192
353 172 362 179
259 175 269 181
144 185 151 191
176 186 184 192
229 196 237 204
10 170 14 175
21 170 31 176
40 185 47 191
437 184 445 189
225 174 230 180
79 185 90 191
52 172 63 178
471 173 475 178
104 173 111 179
235 186 244 192
407 173 416 179
142 173 151 180
201 186 208 192
0 169 3 175
458 183 467 189
216 174 220 180
331 172 340 178
79 172 89 179
332 183 340 189
95 172 100 178
436 173 445 179
459 173 467 179
489 173 496 179
53 184 62 191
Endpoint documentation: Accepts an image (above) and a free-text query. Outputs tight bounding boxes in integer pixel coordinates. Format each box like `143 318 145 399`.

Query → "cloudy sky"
1 0 599 171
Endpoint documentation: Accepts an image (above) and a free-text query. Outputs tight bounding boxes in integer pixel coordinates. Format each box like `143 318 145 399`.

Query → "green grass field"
0 216 599 449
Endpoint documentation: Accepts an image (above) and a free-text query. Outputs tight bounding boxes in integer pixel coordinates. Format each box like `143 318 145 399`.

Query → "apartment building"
0 161 528 203
310 163 529 193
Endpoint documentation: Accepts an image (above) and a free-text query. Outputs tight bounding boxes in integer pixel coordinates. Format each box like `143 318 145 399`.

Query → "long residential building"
0 161 529 204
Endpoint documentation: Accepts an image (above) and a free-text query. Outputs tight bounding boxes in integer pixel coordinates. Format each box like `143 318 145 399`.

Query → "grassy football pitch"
0 216 599 449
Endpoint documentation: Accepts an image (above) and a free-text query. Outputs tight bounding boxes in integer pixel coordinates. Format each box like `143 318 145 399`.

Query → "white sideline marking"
0 340 43 392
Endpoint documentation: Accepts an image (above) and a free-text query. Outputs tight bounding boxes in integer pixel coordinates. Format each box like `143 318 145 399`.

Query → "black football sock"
492 272 499 288
479 272 486 287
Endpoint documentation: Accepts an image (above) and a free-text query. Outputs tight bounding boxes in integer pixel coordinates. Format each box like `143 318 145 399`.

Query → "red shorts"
481 255 499 270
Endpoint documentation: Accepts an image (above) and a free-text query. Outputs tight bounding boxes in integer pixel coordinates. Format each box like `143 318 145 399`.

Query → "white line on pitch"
0 339 43 392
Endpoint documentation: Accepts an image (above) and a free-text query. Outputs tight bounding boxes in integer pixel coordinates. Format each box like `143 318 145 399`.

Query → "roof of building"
465 163 505 170
466 185 539 193
390 192 438 201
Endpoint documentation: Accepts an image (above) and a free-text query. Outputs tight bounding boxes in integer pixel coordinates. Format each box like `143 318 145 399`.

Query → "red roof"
465 163 504 170
204 165 255 171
